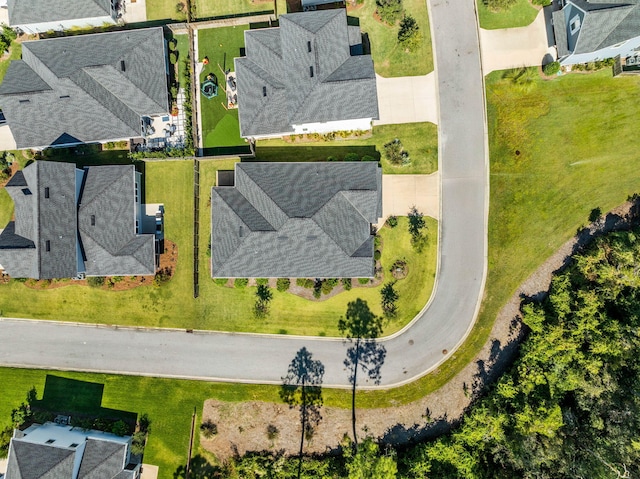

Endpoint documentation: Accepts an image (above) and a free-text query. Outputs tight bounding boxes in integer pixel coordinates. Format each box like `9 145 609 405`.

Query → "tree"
338 299 386 446
254 284 273 318
380 281 399 319
408 206 427 251
397 15 422 52
343 436 398 479
375 0 404 24
281 347 325 479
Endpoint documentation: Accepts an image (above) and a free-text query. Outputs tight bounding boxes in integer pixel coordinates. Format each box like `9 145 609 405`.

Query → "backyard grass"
255 122 438 175
195 0 274 20
198 26 249 152
0 159 437 336
145 0 187 21
347 0 433 77
0 43 21 84
173 33 190 85
476 0 539 29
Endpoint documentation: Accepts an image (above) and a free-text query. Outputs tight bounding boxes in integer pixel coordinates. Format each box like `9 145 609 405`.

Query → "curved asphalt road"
0 0 488 389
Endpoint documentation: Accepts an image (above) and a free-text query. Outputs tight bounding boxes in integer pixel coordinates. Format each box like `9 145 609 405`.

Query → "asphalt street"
0 0 488 389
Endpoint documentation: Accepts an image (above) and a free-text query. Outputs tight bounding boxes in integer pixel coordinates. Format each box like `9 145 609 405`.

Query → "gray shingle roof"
8 0 112 26
235 10 378 138
0 162 155 278
211 162 381 278
555 0 640 56
78 165 155 276
6 440 75 479
77 439 126 479
0 28 169 149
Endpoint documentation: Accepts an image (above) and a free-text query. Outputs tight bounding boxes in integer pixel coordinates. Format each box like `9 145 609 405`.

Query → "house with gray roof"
0 161 157 279
0 27 169 149
5 421 140 479
211 162 382 278
234 9 379 140
7 0 119 34
553 0 640 65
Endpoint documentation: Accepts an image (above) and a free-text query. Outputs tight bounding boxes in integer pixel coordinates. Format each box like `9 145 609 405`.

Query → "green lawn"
174 33 190 85
255 122 438 175
195 0 274 19
198 26 249 151
146 0 187 21
348 0 433 77
0 159 437 336
477 0 539 29
0 43 21 84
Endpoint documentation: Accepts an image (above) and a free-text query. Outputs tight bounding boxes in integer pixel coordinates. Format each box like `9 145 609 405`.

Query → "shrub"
543 61 560 76
234 278 249 288
344 152 360 161
374 250 382 261
361 155 377 162
87 276 105 288
342 277 352 290
266 424 279 440
168 39 178 51
200 420 217 438
398 15 422 52
153 267 172 287
327 155 338 161
215 278 229 286
111 420 129 436
256 278 269 286
130 431 146 456
176 2 185 12
276 278 290 292
386 215 398 228
321 279 338 295
296 278 315 289
169 52 177 65
358 278 370 285
376 0 404 24
384 138 410 166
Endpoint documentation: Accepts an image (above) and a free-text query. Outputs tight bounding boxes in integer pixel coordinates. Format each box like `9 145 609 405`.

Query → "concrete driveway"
382 173 439 221
374 73 438 125
479 9 555 74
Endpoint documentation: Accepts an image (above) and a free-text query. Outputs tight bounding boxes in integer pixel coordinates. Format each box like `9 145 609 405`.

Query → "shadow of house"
252 145 380 163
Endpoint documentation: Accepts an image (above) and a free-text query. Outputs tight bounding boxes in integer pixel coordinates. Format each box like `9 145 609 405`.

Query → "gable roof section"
6 440 75 479
78 165 155 276
235 10 378 138
0 28 168 149
8 0 112 26
77 439 126 479
211 162 381 278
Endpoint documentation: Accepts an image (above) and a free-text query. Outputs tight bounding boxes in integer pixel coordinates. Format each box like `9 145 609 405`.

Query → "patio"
143 89 187 150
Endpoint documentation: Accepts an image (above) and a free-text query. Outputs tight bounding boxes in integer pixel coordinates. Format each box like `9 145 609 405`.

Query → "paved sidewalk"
479 9 555 74
382 173 439 222
374 73 438 126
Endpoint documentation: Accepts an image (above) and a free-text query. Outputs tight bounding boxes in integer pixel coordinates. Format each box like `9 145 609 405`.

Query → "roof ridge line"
77 166 125 212
311 192 362 257
80 438 124 475
246 28 283 59
236 166 287 220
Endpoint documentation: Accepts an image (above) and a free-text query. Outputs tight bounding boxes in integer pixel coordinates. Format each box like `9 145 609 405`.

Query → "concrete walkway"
122 0 147 23
479 9 555 74
382 173 439 221
374 73 438 126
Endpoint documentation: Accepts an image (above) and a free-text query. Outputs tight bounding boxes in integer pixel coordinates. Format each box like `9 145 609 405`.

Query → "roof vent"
307 41 312 53
309 66 314 78
44 187 50 198
262 86 267 97
90 215 96 226
19 99 30 104
120 60 126 72
59 95 70 99
239 225 244 237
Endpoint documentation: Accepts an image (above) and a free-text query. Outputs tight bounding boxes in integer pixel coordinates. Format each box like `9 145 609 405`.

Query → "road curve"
0 0 488 389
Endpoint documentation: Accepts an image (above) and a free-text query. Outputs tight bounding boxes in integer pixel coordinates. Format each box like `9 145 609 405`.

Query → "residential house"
234 9 379 140
4 421 140 479
0 161 158 279
7 0 119 34
553 0 640 65
210 162 382 278
0 27 169 149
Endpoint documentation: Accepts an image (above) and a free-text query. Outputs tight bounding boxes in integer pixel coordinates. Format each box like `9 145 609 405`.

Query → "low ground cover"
145 0 187 21
347 0 433 77
255 122 438 175
197 26 250 153
195 0 274 19
476 0 538 29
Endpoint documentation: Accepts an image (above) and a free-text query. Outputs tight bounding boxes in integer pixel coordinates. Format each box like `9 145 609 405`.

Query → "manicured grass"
0 43 21 84
255 122 438 175
477 0 539 29
348 0 433 77
198 26 249 150
146 0 187 21
0 160 436 336
173 33 190 85
195 0 274 19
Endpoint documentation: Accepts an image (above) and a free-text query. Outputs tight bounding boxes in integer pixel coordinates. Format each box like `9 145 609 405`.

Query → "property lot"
195 0 274 19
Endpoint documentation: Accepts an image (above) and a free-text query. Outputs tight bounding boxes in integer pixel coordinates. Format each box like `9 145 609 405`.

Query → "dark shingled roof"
6 440 75 479
555 0 640 56
0 28 169 149
8 0 112 25
211 162 381 278
77 439 126 479
235 10 378 138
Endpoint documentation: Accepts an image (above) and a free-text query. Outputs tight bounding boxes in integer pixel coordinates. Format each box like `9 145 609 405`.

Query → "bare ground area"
201 199 640 461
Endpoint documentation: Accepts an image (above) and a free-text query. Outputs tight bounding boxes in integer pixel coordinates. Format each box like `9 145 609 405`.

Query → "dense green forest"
201 226 640 478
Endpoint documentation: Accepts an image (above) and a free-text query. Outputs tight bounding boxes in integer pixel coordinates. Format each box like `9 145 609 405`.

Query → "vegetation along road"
0 0 488 388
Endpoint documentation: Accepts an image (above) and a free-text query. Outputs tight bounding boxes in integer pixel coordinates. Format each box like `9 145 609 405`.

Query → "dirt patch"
201 199 640 461
18 240 178 291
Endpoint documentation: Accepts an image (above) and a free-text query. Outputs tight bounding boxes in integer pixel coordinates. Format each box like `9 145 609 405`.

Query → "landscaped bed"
197 26 250 153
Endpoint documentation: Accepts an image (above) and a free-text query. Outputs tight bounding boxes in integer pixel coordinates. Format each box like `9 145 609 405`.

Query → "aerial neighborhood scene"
0 0 640 476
